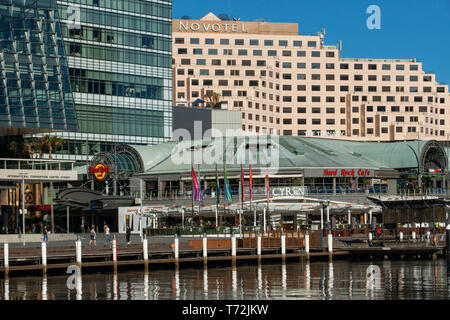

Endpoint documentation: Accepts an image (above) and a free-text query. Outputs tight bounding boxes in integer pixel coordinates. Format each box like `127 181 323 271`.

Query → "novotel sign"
179 21 248 33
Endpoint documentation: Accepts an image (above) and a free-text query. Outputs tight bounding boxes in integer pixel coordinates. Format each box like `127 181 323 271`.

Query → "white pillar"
231 233 236 259
263 207 267 232
399 231 404 242
4 243 9 270
181 209 185 229
327 233 333 253
320 207 324 229
41 241 47 274
305 232 310 256
254 207 257 228
326 206 330 223
348 210 351 226
203 234 208 258
412 231 416 241
174 236 179 259
143 237 148 262
368 232 373 243
215 207 218 229
369 209 373 224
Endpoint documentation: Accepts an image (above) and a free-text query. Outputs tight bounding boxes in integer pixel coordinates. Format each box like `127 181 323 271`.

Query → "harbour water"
1 259 449 300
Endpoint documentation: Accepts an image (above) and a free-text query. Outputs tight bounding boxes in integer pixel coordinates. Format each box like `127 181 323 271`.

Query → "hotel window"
298 85 306 91
414 96 423 102
326 63 335 69
220 39 229 45
382 75 391 81
340 63 349 69
366 106 373 112
283 85 292 91
283 62 292 68
297 51 306 57
312 96 321 102
312 107 321 113
200 69 209 75
326 96 335 102
196 59 206 65
175 38 184 44
250 39 259 46
396 64 404 70
282 50 291 57
354 75 363 81
297 63 306 69
208 49 218 55
242 60 251 66
235 39 244 45
268 50 277 56
352 96 359 102
409 86 418 93
340 119 346 124
391 106 400 112
340 75 349 80
293 40 302 47
312 51 320 57
326 51 335 57
352 129 360 135
283 74 292 80
368 75 377 81
283 119 292 125
191 79 199 85
283 130 292 136
326 108 335 113
423 75 432 82
354 64 363 69
382 64 391 70
234 80 243 86
437 87 445 92
405 106 414 112
190 38 200 44
257 60 266 66
340 86 349 92
307 41 317 47
410 65 418 71
297 97 306 102
253 50 262 56
423 87 432 92
311 63 320 69
367 128 374 134
410 76 418 81
227 60 236 66
352 118 359 124
181 59 191 65
212 59 221 66
410 116 418 122
177 69 184 75
382 86 390 92
340 108 346 114
368 64 377 70
205 38 214 45
223 49 233 55
264 40 273 46
215 70 225 76
378 106 386 112
230 70 240 76
279 40 288 46
283 107 292 113
311 74 320 80
326 74 335 80
192 91 199 98
381 127 388 133
177 80 184 87
178 48 187 54
312 119 321 125
396 127 403 133
396 75 404 81
419 106 427 112
238 49 248 56
249 80 258 86
222 90 232 97
219 80 228 86
367 117 373 123
326 119 335 125
297 107 306 113
326 85 335 91
352 106 359 112
238 91 247 97
193 48 203 55
203 80 212 86
283 96 292 102
373 96 381 101
298 119 306 125
297 74 306 80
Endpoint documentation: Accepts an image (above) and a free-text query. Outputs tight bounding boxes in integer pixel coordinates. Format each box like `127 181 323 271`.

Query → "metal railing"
398 188 450 196
0 158 75 171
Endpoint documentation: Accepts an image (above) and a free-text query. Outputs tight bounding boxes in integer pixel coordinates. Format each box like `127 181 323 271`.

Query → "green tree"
9 139 34 158
204 91 221 108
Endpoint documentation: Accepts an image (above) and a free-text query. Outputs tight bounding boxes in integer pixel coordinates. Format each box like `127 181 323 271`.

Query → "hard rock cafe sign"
89 162 110 181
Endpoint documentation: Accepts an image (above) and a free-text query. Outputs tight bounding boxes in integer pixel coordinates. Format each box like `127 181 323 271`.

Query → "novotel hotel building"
172 13 450 142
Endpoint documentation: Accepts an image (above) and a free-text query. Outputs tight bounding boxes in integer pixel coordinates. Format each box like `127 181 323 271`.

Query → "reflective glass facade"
0 0 78 134
32 0 172 159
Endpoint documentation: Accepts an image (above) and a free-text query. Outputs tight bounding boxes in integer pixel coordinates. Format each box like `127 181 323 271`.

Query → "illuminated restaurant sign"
304 168 375 178
89 162 110 181
179 21 248 33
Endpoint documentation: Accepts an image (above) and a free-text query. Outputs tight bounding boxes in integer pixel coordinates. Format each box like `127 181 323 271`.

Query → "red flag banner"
241 165 245 202
249 164 253 202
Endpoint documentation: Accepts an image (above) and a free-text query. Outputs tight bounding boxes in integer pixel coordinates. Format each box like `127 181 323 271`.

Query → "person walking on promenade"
43 225 48 242
89 225 96 246
126 225 131 245
104 224 111 245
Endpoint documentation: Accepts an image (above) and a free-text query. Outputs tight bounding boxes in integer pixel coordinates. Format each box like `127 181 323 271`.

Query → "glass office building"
0 0 78 136
32 0 173 160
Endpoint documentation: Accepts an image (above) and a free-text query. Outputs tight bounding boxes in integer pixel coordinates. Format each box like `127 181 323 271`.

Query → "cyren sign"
323 169 371 177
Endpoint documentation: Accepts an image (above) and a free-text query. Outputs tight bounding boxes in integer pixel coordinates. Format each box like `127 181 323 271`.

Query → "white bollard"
203 234 208 258
143 237 148 262
305 233 310 255
4 243 9 270
368 232 373 243
174 236 179 259
112 239 117 262
41 241 47 274
399 231 404 242
231 233 236 262
327 233 333 253
263 208 267 232
257 233 262 261
412 231 416 241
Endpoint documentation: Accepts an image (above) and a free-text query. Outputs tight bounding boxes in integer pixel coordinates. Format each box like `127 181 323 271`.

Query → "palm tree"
204 91 221 108
38 135 66 233
9 139 34 159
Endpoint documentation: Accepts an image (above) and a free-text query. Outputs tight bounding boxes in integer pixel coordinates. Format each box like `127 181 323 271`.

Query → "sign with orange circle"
89 162 110 181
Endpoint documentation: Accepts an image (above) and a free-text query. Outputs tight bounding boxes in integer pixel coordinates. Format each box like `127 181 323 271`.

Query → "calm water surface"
1 259 450 300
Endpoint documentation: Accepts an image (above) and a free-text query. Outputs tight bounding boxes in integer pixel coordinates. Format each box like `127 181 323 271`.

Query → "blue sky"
173 0 450 84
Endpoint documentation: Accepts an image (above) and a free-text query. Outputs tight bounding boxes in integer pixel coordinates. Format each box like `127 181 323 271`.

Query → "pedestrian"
104 224 111 245
81 217 85 234
32 224 36 234
43 225 48 242
126 225 131 245
89 225 96 246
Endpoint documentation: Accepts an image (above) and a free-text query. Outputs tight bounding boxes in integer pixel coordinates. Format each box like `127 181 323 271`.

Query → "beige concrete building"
172 13 450 141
